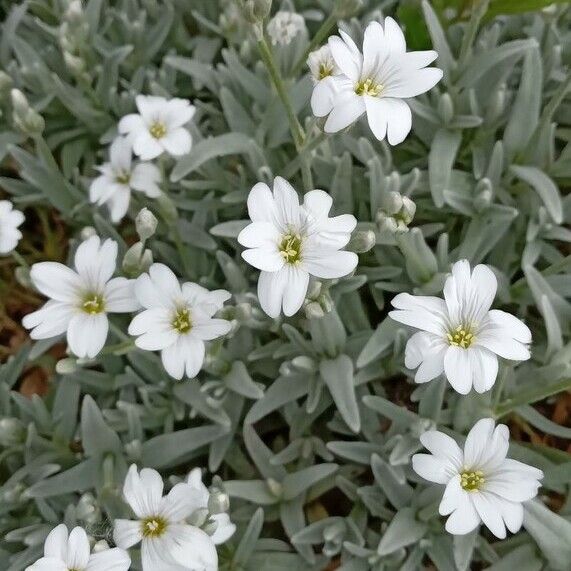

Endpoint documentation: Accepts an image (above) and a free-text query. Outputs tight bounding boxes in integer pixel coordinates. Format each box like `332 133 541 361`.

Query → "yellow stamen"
460 470 485 492
279 233 302 264
447 326 475 349
82 294 105 314
149 122 167 139
172 308 192 333
141 516 168 538
355 77 383 97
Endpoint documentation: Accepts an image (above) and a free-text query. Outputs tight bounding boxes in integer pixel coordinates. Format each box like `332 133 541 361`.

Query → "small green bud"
11 89 45 135
136 208 158 241
237 0 272 24
93 540 110 553
438 93 454 125
0 417 25 446
56 357 78 375
266 478 283 498
348 229 376 253
208 488 230 515
125 439 142 460
122 242 153 277
80 226 97 240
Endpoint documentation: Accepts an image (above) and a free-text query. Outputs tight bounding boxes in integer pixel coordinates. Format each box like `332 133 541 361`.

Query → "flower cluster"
12 9 551 569
309 18 443 144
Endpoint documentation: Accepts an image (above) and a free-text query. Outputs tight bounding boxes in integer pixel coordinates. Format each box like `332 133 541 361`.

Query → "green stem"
291 12 339 77
257 35 305 150
492 361 510 409
11 250 29 269
282 131 327 179
494 377 571 419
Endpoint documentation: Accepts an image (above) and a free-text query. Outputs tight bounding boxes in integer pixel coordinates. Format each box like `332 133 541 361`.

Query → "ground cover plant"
0 0 570 570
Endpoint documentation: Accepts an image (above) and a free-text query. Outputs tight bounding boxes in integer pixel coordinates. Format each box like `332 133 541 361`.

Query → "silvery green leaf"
397 228 438 285
225 480 280 505
141 424 228 468
510 165 563 225
429 129 462 208
233 507 264 565
453 529 478 571
371 454 413 509
80 396 123 457
320 355 360 433
224 361 264 399
356 318 400 368
171 133 263 181
27 459 98 498
421 0 455 79
173 380 232 427
523 499 571 571
377 508 427 556
485 544 542 571
503 47 542 159
282 464 338 501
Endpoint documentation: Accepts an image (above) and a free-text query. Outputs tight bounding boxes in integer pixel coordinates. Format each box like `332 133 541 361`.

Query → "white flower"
0 200 24 254
187 468 236 545
128 263 231 380
23 236 140 359
267 11 306 46
26 523 130 571
313 18 442 144
412 418 544 538
307 45 342 118
114 465 218 571
237 177 358 318
89 137 161 223
118 95 195 160
389 260 532 394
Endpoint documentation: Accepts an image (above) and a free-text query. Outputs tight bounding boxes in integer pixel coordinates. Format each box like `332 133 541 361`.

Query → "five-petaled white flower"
118 95 195 160
312 17 442 144
23 236 139 359
187 468 236 545
267 11 306 46
307 45 342 119
128 263 231 380
89 137 162 222
0 200 24 254
389 260 532 394
412 418 543 538
237 177 358 318
114 465 218 571
26 523 130 571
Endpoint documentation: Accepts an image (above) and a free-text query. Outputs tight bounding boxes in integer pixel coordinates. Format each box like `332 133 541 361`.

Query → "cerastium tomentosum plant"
0 1 570 571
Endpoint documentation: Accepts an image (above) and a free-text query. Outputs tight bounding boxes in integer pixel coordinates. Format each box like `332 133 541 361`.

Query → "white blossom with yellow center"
114 465 218 571
118 95 195 160
25 524 130 571
412 419 544 539
389 260 532 394
310 17 443 144
23 236 140 359
128 263 231 380
238 177 358 318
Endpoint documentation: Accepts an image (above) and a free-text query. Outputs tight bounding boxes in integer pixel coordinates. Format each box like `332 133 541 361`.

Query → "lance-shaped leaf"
377 508 427 556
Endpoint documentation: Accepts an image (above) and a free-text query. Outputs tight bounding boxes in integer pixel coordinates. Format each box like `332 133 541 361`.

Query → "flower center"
355 77 383 97
447 326 475 349
82 294 105 314
460 470 485 491
149 121 167 139
318 62 334 80
115 171 131 184
172 308 192 334
141 516 168 538
279 233 302 264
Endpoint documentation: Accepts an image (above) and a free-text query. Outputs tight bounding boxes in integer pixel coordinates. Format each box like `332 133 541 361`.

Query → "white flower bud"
136 208 158 241
56 357 78 375
208 489 230 515
11 89 45 135
92 540 110 553
0 418 25 446
80 226 97 240
349 230 376 253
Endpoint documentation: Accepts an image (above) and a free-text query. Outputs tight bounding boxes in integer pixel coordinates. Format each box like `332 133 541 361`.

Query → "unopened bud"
376 193 416 234
56 357 78 375
266 478 283 498
11 89 44 135
92 540 110 553
237 0 272 24
124 439 142 460
348 229 376 253
122 242 153 277
208 489 230 515
80 226 97 240
157 194 178 224
189 507 210 527
63 51 85 74
136 208 158 241
291 355 317 372
438 93 454 125
0 417 25 446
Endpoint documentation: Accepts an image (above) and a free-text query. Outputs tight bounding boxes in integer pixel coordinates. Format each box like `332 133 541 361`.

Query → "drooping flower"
307 45 342 118
312 18 442 144
389 260 532 394
267 11 306 46
118 95 195 160
128 263 231 380
114 465 218 571
412 418 543 538
187 468 236 545
0 200 24 254
23 236 139 358
26 524 130 571
89 137 162 223
237 177 358 318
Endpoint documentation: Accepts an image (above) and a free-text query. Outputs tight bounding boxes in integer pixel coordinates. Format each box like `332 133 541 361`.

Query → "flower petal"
74 236 118 290
439 475 464 515
324 89 366 133
113 520 142 550
472 492 506 539
160 483 205 521
123 464 164 519
257 269 288 318
160 128 192 156
43 525 68 560
273 176 301 229
242 248 284 272
105 277 141 312
86 548 131 571
302 250 357 279
282 266 309 317
30 262 82 303
445 495 480 535
67 313 109 359
412 453 450 484
66 527 90 570
328 34 361 80
443 346 473 394
247 182 274 222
